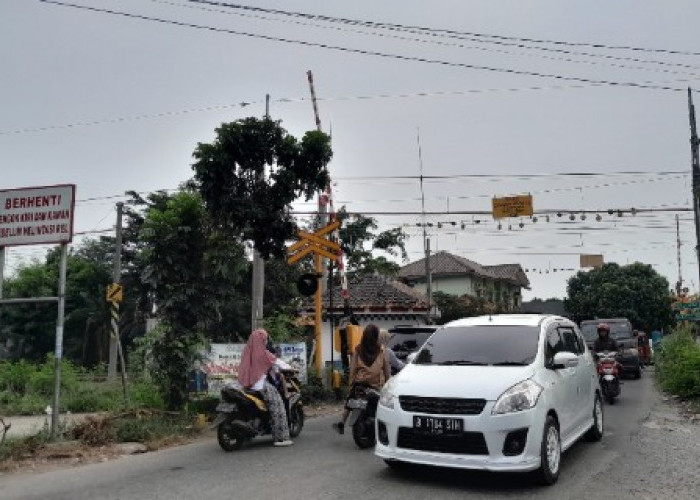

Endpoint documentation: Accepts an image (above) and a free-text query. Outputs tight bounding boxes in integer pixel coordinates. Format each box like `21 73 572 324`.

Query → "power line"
38 1 691 93
153 1 700 77
188 0 700 58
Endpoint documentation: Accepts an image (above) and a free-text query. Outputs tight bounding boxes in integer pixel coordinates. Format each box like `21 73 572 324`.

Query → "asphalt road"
2 369 699 500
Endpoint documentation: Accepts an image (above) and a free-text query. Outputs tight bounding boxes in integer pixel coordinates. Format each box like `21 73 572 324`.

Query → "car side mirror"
551 351 579 370
406 352 417 364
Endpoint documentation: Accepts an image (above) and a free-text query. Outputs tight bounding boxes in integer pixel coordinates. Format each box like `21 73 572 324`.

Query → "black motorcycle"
346 383 381 449
212 368 304 451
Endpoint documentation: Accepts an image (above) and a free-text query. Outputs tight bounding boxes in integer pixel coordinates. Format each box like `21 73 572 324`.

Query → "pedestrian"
237 329 293 447
378 329 405 374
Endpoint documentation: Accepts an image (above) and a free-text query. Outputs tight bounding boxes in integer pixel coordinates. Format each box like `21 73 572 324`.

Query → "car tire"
585 394 604 442
534 416 561 486
634 366 642 379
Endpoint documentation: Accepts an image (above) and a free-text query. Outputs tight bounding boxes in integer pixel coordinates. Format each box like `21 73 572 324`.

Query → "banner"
194 342 307 396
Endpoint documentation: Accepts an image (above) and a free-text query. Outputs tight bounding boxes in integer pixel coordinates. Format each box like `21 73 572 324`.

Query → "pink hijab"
237 329 276 388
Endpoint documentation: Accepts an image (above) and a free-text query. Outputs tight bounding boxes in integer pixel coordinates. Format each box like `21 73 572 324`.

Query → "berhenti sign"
0 184 76 246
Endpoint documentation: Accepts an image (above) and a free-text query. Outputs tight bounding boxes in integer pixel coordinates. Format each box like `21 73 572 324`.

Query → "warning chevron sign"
106 283 123 303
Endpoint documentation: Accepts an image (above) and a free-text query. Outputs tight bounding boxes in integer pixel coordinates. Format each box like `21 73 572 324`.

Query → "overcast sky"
2 0 700 299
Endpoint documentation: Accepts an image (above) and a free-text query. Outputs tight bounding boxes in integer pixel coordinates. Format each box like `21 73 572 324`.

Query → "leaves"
564 262 673 329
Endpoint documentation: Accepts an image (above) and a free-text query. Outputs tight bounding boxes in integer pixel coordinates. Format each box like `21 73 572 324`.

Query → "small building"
298 273 431 364
398 251 530 311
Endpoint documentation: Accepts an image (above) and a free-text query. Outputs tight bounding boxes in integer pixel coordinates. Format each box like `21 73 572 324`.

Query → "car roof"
444 314 565 328
388 325 439 333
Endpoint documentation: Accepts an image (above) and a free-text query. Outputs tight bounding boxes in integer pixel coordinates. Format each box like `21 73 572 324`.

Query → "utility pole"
676 214 683 296
689 88 700 291
107 202 123 382
51 243 68 438
251 95 270 331
417 129 432 322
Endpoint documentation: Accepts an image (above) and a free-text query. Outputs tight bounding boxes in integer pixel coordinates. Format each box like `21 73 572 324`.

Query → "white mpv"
375 315 603 485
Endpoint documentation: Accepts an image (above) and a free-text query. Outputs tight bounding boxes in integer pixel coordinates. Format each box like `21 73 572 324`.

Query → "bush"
28 355 80 396
0 360 36 396
0 392 48 416
655 325 700 398
187 396 219 417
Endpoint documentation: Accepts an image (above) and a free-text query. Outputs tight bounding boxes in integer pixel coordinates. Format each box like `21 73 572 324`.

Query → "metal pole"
417 129 432 323
307 70 328 373
0 247 4 340
51 243 68 439
426 238 432 322
677 214 683 295
328 261 334 391
108 202 124 381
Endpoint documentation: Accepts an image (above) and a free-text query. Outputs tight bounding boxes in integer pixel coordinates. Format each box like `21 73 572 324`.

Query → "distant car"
579 318 642 379
376 314 603 485
386 325 439 363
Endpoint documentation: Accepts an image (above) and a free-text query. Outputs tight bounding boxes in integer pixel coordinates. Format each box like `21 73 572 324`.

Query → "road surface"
2 369 699 499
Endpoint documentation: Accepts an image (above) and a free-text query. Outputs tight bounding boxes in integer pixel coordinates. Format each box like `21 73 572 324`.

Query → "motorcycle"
596 351 621 404
212 367 304 451
345 383 381 449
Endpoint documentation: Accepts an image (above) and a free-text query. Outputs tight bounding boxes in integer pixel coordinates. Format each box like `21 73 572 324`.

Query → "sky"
2 0 700 299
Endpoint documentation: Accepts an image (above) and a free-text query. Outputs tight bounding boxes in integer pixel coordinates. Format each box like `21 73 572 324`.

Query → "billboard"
0 184 76 246
492 195 534 219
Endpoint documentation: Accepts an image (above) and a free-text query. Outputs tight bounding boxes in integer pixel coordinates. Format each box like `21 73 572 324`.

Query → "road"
2 370 699 500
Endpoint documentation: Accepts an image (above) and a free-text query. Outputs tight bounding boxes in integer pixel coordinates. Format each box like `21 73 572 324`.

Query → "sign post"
287 220 341 372
0 184 75 439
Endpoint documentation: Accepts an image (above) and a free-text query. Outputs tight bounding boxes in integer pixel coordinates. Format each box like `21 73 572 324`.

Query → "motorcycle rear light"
502 428 528 457
378 420 389 446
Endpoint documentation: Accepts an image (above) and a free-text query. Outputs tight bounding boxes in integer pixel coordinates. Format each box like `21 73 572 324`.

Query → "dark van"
580 318 642 379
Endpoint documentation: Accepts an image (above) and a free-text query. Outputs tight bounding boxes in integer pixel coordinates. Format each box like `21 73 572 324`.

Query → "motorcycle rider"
593 323 618 354
237 329 293 447
332 324 390 435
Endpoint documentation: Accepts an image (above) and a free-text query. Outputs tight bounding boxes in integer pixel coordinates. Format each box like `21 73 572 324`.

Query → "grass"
654 325 700 399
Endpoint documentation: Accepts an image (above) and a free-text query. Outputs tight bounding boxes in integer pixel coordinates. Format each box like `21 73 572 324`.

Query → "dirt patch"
0 402 344 476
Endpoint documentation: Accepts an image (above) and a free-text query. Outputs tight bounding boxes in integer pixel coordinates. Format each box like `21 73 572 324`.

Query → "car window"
557 327 581 354
387 329 435 353
414 325 540 366
545 327 565 365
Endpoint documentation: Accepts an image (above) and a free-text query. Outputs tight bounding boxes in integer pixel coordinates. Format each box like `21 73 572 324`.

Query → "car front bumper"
375 401 545 472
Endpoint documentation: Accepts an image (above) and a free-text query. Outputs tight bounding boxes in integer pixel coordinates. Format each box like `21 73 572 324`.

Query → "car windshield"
581 322 632 341
413 325 540 366
387 328 435 354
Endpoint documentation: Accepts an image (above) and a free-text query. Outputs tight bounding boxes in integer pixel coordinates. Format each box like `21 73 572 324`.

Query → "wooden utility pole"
689 88 700 290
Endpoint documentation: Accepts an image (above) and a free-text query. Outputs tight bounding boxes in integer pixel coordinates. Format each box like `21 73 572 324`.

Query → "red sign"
0 184 76 246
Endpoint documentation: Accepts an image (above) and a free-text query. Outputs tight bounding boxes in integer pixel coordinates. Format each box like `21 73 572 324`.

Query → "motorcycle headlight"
379 378 398 409
492 379 543 415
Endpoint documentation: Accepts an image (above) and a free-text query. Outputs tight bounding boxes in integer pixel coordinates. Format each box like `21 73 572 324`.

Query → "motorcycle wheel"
289 405 304 438
352 417 376 449
217 421 246 452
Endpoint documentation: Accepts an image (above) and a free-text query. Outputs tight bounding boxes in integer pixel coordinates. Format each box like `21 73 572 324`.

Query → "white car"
375 314 603 485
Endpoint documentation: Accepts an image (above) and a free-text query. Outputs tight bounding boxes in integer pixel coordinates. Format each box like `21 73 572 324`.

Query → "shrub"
28 355 80 396
0 360 36 396
655 325 700 398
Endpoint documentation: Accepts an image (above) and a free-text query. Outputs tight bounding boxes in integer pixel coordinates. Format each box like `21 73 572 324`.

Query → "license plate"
413 416 463 435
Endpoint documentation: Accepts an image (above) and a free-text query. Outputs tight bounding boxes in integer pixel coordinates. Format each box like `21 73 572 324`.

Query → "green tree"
192 117 332 260
564 262 673 330
337 209 408 277
432 291 502 324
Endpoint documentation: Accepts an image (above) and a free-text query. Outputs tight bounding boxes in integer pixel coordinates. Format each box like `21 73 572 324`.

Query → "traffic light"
297 273 319 296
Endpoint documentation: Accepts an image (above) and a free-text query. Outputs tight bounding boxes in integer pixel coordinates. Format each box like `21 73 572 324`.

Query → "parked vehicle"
346 383 381 449
580 318 642 379
596 351 621 404
376 314 603 485
386 325 439 363
212 368 304 451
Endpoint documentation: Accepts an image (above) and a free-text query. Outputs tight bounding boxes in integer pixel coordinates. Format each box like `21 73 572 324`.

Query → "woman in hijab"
237 329 293 447
332 324 390 435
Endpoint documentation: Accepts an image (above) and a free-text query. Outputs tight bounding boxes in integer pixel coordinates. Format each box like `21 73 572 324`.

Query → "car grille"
397 428 489 455
399 396 486 415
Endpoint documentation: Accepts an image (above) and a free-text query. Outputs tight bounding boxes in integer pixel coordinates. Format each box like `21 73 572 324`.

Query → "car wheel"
534 416 561 486
634 366 642 379
585 394 604 442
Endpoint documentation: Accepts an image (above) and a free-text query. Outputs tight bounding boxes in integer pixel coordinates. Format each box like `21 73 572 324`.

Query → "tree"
192 117 332 259
564 262 673 330
336 209 408 277
432 291 502 324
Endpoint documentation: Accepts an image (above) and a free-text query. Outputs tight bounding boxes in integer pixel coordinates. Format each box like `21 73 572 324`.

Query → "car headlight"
492 379 543 415
379 378 398 409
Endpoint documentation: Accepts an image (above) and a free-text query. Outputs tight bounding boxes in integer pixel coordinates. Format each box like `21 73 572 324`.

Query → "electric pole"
689 88 700 291
251 95 270 331
417 129 432 322
107 202 123 382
